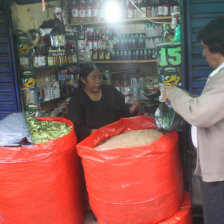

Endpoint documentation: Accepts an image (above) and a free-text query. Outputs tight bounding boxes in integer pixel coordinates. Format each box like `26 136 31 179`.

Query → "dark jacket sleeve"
68 92 91 142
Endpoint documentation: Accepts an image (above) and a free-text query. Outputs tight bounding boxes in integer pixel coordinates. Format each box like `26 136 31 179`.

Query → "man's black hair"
198 17 224 55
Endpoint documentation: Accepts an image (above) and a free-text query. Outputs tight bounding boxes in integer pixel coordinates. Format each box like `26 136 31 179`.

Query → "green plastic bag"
154 102 183 131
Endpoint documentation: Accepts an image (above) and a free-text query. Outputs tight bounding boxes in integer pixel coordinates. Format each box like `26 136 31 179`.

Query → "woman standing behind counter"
68 64 139 142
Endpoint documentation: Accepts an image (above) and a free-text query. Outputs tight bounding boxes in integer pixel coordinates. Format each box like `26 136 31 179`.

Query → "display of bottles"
76 22 169 61
69 0 174 23
112 71 147 99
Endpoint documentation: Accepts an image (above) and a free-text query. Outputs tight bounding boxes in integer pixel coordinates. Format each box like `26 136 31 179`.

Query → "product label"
72 7 79 18
127 9 134 18
172 6 180 13
93 40 98 50
121 86 130 96
92 8 98 18
86 8 92 18
105 51 110 60
99 50 104 60
97 40 102 49
47 56 55 66
20 56 29 65
92 51 98 60
140 7 146 17
158 6 163 16
163 6 169 16
79 8 86 18
78 40 86 50
88 40 93 50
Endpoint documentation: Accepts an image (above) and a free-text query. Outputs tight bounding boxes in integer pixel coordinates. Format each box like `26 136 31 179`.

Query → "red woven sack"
77 116 184 224
158 192 192 224
0 117 84 224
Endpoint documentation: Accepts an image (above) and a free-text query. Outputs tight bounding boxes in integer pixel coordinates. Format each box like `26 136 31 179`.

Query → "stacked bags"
77 116 192 224
0 117 84 224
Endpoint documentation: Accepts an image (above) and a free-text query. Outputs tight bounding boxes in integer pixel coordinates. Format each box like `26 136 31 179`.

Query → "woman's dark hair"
198 17 224 55
79 64 100 88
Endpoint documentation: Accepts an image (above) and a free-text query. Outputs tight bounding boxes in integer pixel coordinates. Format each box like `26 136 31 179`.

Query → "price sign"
157 42 181 67
157 42 181 86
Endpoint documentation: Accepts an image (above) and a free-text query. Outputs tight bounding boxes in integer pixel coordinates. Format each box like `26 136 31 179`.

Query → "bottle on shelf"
163 0 170 16
92 0 100 21
71 0 79 23
172 0 180 13
104 45 111 60
140 0 147 18
86 0 92 22
131 74 139 98
127 0 135 19
138 74 145 99
78 0 86 23
146 0 152 17
121 73 131 96
158 0 164 17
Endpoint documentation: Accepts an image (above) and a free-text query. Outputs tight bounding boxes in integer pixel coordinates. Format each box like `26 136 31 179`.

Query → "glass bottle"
163 0 169 16
86 0 92 22
172 0 180 13
158 0 164 17
92 0 99 21
71 0 79 23
140 0 147 18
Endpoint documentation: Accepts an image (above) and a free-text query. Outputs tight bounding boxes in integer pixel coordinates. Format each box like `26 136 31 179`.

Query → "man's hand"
163 86 174 102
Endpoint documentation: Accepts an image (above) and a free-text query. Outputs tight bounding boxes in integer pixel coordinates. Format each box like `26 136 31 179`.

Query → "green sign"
158 43 181 67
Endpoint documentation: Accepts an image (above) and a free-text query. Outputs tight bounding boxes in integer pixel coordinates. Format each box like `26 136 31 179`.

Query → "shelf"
79 59 157 64
33 63 77 71
69 17 172 26
40 93 75 104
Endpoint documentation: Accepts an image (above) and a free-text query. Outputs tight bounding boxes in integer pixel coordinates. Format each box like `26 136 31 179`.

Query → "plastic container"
131 75 139 97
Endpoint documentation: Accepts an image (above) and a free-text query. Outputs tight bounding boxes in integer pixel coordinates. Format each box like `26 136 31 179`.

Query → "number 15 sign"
157 42 181 86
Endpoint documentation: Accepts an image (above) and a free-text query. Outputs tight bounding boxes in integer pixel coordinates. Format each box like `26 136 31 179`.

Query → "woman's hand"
91 129 97 134
130 99 140 115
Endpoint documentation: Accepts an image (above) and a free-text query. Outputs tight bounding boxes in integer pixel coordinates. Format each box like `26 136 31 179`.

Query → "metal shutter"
0 4 21 120
185 0 224 95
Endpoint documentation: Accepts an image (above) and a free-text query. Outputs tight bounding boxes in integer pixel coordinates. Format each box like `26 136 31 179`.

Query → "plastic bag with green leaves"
154 102 182 131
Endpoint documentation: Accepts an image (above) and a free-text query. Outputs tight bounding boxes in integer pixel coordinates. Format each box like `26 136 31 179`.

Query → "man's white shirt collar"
207 62 224 82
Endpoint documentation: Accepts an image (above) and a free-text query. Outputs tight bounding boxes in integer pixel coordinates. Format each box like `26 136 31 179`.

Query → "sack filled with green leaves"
26 115 72 144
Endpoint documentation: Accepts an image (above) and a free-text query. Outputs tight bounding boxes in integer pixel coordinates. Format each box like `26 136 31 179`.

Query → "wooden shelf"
79 59 157 64
69 17 172 27
33 63 77 71
40 93 75 104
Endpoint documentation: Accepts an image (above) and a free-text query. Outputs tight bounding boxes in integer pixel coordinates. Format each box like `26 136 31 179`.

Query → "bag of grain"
77 115 184 224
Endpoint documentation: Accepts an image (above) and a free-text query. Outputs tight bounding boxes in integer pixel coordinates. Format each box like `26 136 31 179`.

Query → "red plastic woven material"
77 116 184 224
0 117 84 224
158 192 193 224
